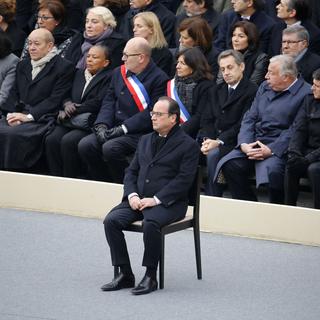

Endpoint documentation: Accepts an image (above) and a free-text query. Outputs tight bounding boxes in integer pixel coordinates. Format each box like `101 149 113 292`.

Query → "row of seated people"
0 2 320 207
0 25 320 210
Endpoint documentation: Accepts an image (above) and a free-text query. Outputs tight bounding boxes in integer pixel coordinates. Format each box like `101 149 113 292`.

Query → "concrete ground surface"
1 208 320 320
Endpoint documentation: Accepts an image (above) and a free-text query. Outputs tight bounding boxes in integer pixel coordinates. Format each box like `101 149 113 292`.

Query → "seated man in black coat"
281 25 320 84
119 0 176 45
285 68 320 209
199 49 257 195
269 0 320 56
0 28 74 171
214 0 276 54
101 96 199 295
174 0 220 46
78 37 168 183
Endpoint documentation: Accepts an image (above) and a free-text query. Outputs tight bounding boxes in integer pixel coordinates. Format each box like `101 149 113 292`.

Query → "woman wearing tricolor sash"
167 47 213 138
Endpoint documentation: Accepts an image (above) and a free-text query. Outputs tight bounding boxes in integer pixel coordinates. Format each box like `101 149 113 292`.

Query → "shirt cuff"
128 192 139 201
153 196 161 205
121 124 128 134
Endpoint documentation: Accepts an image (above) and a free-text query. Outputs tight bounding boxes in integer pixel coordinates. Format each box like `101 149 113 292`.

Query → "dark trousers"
104 201 187 268
78 133 141 183
222 157 285 204
285 161 320 209
45 125 88 178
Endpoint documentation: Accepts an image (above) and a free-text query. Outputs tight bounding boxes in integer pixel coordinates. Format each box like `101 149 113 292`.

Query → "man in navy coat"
78 37 168 183
215 54 311 204
101 96 199 295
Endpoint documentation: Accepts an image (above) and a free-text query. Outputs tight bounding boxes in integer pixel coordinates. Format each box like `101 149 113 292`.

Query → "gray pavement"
1 208 320 320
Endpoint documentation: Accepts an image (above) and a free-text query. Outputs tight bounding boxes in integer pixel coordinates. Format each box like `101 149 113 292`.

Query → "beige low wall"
1 171 320 246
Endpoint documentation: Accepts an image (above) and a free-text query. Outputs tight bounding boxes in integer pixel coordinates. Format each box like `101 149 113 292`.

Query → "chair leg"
193 226 202 279
159 234 165 289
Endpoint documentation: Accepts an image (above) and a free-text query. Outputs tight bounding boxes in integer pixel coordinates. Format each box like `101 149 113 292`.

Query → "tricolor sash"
167 79 191 123
120 65 150 112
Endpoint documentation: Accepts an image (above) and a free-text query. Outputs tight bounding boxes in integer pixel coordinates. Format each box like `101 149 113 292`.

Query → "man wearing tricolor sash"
78 37 168 183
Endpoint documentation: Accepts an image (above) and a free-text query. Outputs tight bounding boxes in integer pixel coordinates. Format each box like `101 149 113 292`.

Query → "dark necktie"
228 87 234 97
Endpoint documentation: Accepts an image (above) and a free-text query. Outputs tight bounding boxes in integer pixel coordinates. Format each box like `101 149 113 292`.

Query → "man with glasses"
269 0 320 56
101 96 199 295
281 25 320 84
78 37 168 183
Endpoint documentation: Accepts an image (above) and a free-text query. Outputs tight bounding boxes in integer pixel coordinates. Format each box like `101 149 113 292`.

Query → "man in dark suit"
0 28 74 170
269 0 320 56
281 25 320 84
214 0 276 53
78 37 169 183
118 0 176 44
101 96 199 295
199 49 257 195
215 54 311 204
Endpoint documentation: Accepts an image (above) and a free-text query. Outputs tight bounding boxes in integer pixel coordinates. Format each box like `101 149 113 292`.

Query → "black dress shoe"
101 272 135 291
131 275 158 295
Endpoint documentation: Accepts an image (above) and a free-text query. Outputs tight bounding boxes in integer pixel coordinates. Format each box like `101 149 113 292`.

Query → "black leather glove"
105 125 125 140
286 154 309 172
93 123 108 144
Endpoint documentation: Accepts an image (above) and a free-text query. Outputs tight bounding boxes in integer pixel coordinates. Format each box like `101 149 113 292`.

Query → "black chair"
114 165 202 289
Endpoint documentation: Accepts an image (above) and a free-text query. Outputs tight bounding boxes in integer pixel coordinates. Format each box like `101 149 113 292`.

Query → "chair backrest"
188 165 202 224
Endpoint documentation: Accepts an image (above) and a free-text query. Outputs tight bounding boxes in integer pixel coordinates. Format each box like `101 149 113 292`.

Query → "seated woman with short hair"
45 45 113 178
21 0 82 64
77 6 126 70
177 17 219 79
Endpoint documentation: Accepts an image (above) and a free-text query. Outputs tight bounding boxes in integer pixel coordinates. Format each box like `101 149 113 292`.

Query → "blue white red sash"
120 65 150 112
167 79 191 123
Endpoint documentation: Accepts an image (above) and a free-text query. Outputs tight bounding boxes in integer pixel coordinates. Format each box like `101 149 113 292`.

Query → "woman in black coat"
285 70 320 209
166 47 213 139
76 6 126 70
45 45 113 178
177 16 219 79
216 20 269 86
21 0 82 64
132 11 173 77
0 0 26 57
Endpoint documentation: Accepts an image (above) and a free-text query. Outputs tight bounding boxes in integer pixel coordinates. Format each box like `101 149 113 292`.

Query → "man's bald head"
122 37 152 73
28 28 55 61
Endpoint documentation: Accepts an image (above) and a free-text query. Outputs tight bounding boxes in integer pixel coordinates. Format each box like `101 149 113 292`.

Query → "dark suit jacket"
10 55 74 121
200 77 258 157
123 126 200 211
289 94 320 162
214 9 276 53
296 50 320 84
269 20 320 57
95 60 169 133
119 1 176 45
66 67 113 122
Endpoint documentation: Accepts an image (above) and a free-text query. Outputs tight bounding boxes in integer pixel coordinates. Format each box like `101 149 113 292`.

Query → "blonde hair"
133 12 167 49
87 6 117 28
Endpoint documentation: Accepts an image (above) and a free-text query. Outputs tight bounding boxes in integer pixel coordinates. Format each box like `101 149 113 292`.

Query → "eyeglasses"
122 52 142 59
281 40 304 45
150 111 170 117
37 15 55 21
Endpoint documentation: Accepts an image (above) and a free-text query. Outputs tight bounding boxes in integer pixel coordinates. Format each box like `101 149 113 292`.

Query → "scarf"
175 75 199 113
31 47 58 80
76 28 113 69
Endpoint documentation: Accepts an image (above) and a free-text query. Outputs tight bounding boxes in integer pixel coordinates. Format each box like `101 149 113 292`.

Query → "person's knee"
102 140 123 161
308 163 320 176
78 134 99 160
